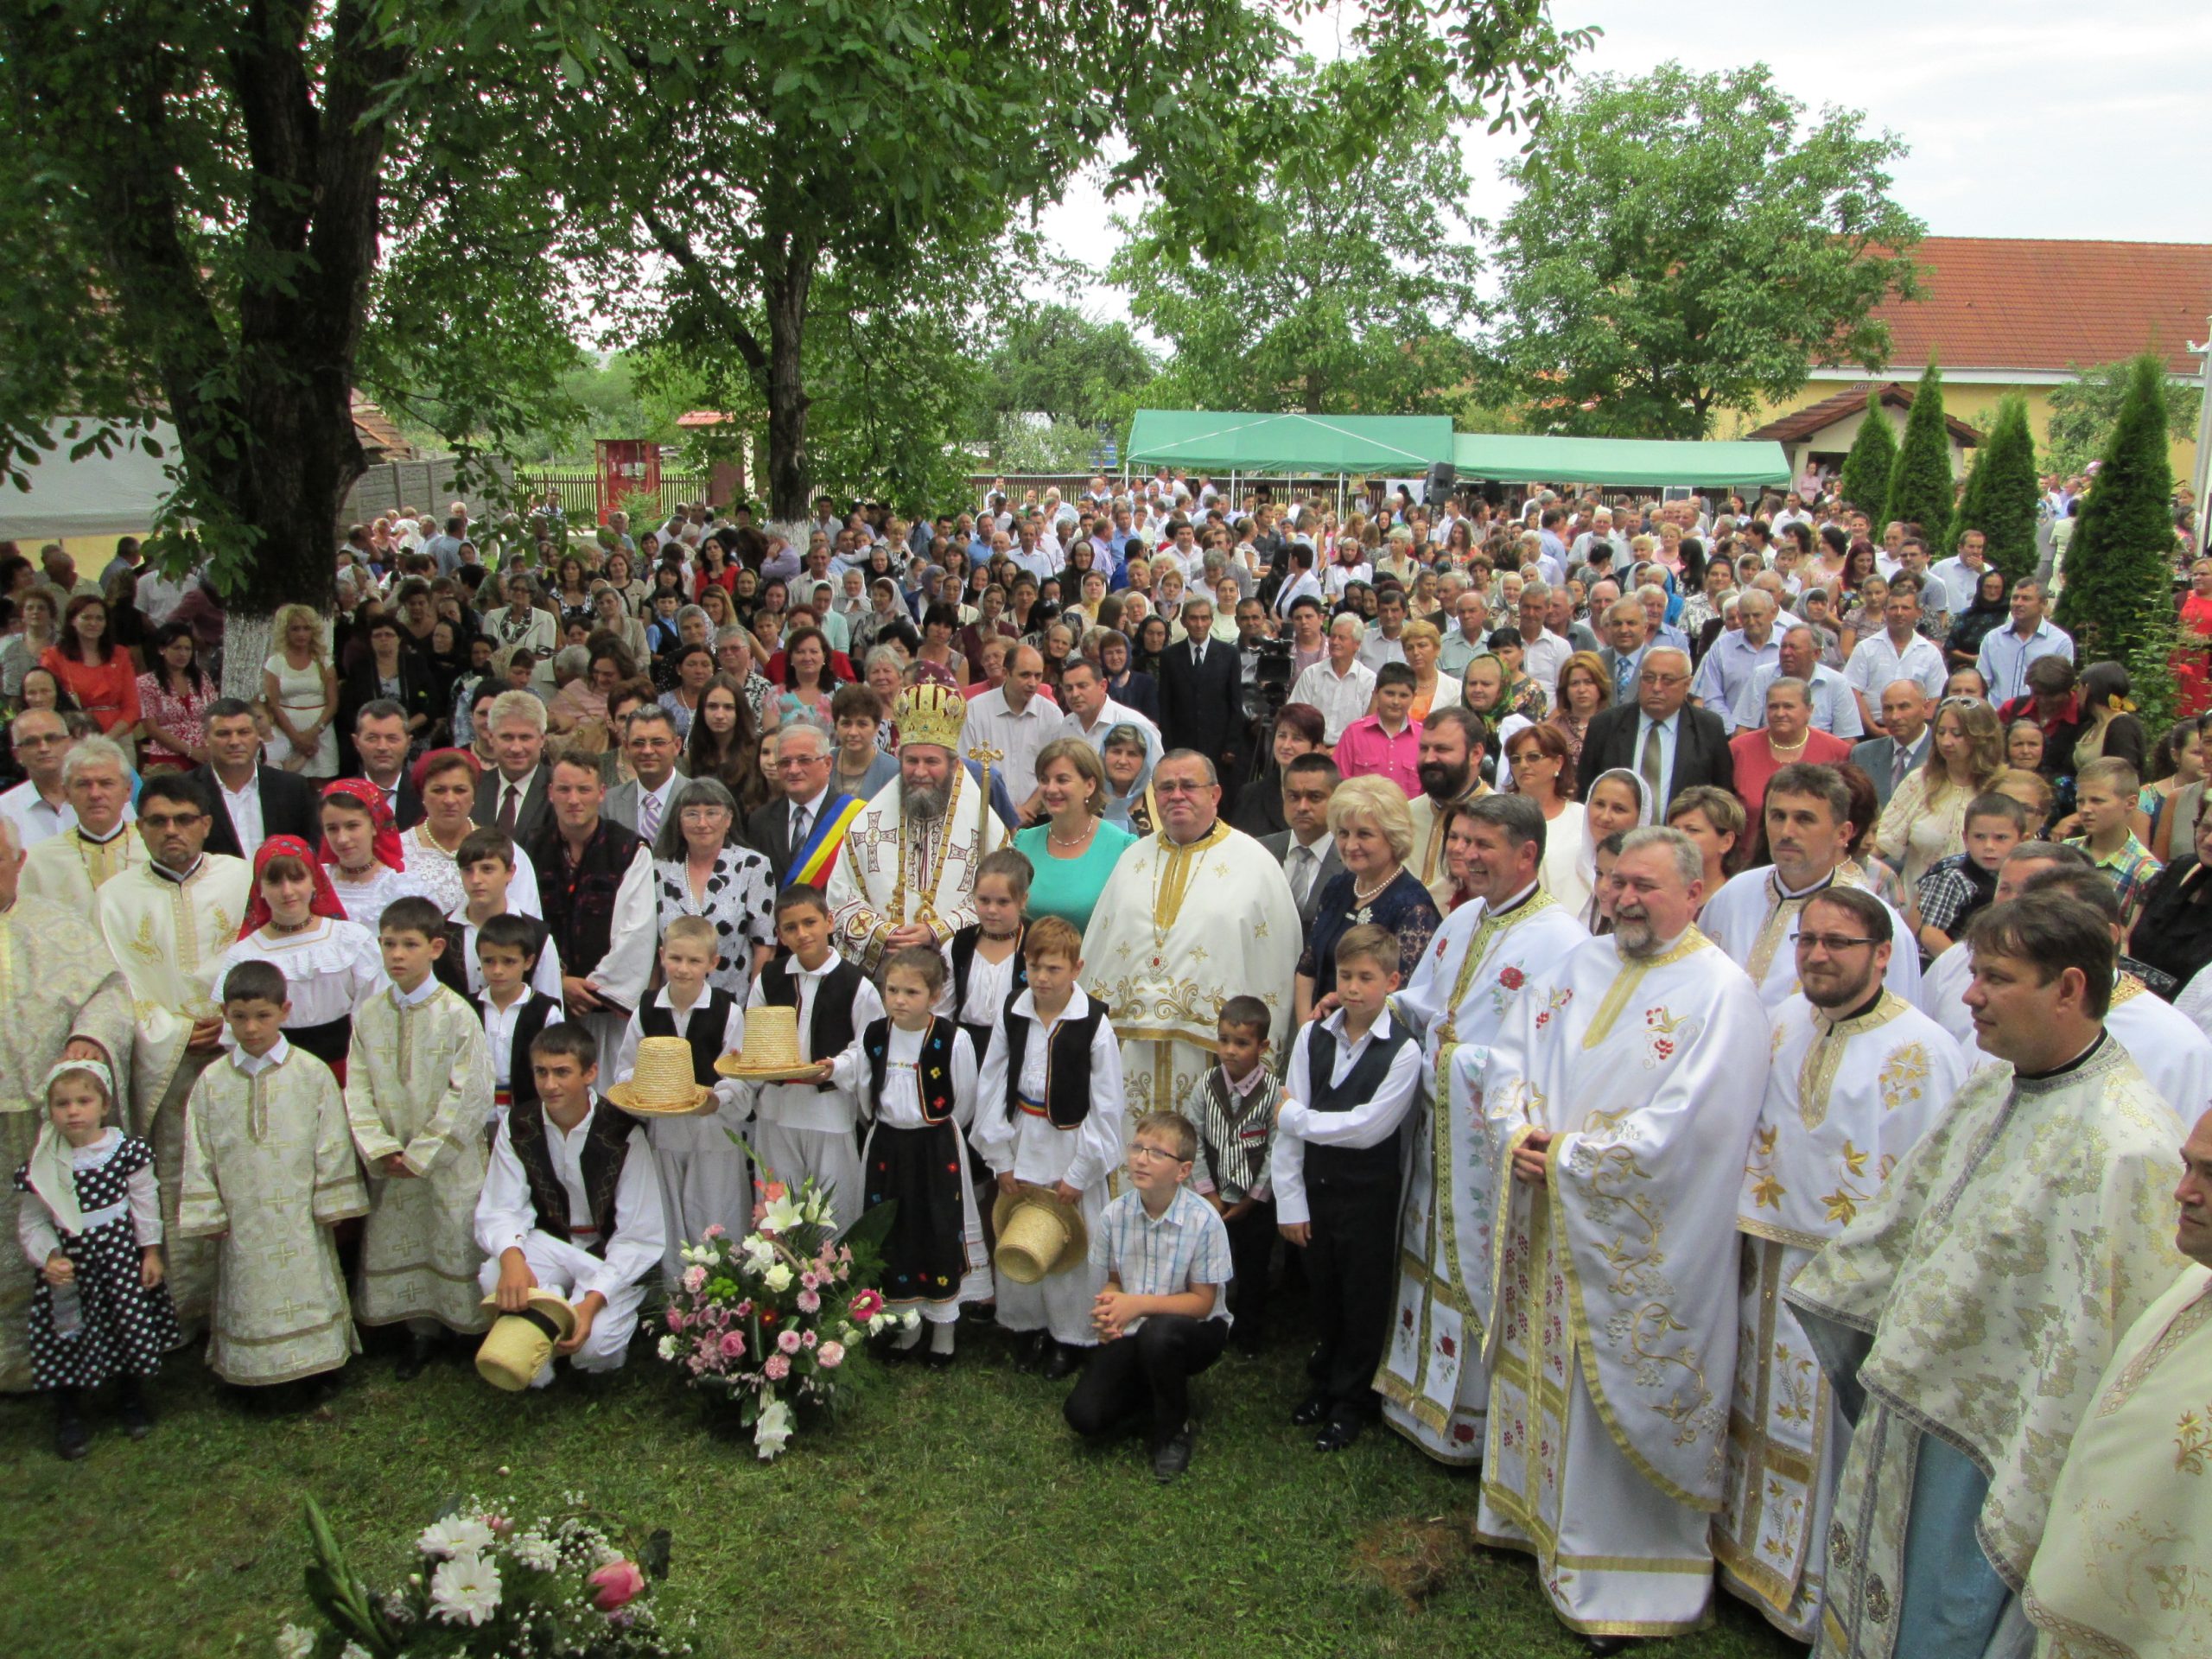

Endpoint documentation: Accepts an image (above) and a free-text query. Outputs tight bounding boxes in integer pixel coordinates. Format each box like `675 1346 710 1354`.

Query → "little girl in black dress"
13 1058 181 1459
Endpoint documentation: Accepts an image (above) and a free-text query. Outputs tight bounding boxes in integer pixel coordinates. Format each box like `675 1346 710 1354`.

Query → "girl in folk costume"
215 837 384 1083
14 1059 182 1460
938 848 1029 1062
316 778 429 936
858 947 989 1368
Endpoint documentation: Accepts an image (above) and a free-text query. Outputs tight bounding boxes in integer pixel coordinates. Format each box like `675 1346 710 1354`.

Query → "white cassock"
1377 881 1586 1462
1719 991 1966 1642
1078 821 1300 1132
18 824 147 911
1927 953 2211 1129
827 766 1007 975
1476 926 1770 1640
1700 865 1920 1011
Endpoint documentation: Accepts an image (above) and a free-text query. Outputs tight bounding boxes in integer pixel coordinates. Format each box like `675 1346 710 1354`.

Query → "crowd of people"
3 461 2212 1659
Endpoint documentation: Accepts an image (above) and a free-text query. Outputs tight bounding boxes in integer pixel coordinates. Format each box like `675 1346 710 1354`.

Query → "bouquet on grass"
655 1173 906 1459
276 1494 681 1658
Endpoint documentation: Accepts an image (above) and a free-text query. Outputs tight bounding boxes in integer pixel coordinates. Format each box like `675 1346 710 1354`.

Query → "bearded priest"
1078 749 1300 1128
828 684 1009 975
1476 824 1770 1649
1717 885 1966 1643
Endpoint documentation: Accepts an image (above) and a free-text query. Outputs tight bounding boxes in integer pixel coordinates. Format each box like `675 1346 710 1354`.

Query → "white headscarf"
29 1058 117 1236
1576 767 1656 929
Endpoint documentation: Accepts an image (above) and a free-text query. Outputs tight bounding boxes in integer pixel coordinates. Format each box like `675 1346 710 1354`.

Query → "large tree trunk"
762 238 818 521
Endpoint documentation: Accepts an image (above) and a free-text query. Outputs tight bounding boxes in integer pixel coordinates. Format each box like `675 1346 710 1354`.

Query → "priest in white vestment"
828 685 1008 974
94 776 254 1325
17 736 146 911
1699 763 1919 1010
2024 1109 2212 1658
1378 792 1584 1461
1477 826 1771 1643
1078 749 1300 1128
0 823 138 1392
1789 894 2189 1659
1718 887 1967 1642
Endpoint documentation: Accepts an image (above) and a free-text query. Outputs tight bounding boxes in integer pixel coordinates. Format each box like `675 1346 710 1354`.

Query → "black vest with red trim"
758 954 864 1092
640 988 741 1086
998 991 1111 1129
1303 1020 1413 1185
861 1015 957 1125
505 1097 643 1258
474 988 558 1114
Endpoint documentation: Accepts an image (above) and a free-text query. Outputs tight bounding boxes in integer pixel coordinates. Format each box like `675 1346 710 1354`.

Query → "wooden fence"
516 471 715 526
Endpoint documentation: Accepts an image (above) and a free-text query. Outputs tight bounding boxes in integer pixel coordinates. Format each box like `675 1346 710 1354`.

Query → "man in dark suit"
1258 752 1343 932
1158 596 1246 810
1574 645 1733 810
473 690 553 845
194 696 321 861
1847 679 1934 812
346 698 425 830
743 718 845 884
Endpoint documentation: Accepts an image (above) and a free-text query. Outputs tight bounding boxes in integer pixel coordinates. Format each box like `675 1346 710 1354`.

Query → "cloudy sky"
1044 0 2212 331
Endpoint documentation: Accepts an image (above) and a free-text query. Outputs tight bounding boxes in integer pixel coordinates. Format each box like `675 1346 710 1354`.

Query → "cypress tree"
1947 429 1986 554
1971 396 2041 587
1884 360 1955 539
1835 392 1897 518
2054 353 2178 657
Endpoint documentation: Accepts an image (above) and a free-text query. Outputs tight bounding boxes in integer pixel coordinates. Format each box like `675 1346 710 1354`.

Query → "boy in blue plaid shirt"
1060 1110 1233 1483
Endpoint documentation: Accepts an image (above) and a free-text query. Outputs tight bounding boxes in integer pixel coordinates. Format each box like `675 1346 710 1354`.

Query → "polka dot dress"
11 1137 183 1391
654 846 779 995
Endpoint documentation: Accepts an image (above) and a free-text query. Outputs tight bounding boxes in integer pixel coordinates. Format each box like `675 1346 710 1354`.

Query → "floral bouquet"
655 1173 906 1459
276 1494 680 1658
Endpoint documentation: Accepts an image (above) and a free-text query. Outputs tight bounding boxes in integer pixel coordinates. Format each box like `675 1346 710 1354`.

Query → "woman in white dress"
1503 722 1591 919
216 836 384 1083
262 603 339 777
393 748 542 918
650 779 777 998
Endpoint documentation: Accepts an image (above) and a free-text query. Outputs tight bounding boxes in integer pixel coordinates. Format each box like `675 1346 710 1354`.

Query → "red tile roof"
1749 382 1982 446
1871 238 2212 376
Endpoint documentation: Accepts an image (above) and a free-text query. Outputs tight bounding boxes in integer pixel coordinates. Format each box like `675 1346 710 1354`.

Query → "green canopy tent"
1451 433 1791 492
1124 410 1457 512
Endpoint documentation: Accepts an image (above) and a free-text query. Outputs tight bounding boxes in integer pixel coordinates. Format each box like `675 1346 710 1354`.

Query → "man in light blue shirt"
1975 579 2075 704
1691 589 1780 733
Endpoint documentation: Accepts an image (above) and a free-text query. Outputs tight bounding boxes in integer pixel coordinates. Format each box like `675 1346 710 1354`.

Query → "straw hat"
991 1183 1089 1284
714 1005 817 1080
603 1037 715 1116
474 1290 578 1391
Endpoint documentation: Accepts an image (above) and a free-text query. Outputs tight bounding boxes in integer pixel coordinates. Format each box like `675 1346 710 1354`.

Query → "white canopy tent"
0 420 176 540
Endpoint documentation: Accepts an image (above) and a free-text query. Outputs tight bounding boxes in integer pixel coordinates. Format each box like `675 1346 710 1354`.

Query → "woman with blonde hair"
1876 695 2005 887
1012 736 1135 933
1294 774 1440 1022
261 602 339 775
1400 619 1459 720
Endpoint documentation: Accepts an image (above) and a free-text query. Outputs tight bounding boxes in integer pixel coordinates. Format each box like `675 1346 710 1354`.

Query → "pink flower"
682 1264 707 1294
797 1290 821 1313
764 1181 787 1202
587 1560 645 1612
735 1300 753 1319
702 1224 726 1239
818 1341 845 1369
800 1330 817 1349
764 1353 790 1380
719 1331 746 1360
664 1308 686 1333
800 1271 820 1291
776 1328 802 1355
849 1289 884 1322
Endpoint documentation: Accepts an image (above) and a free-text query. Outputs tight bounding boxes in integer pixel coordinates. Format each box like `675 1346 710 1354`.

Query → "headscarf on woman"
1573 766 1655 927
315 777 405 873
1944 569 2012 665
239 834 352 936
1098 724 1158 836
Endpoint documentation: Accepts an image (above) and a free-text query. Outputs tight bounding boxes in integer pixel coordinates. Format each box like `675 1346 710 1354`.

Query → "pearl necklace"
1047 818 1096 849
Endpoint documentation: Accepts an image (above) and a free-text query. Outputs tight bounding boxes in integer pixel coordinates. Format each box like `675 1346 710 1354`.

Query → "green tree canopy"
2046 359 2202 477
2055 353 2180 657
1950 394 2039 585
1835 403 1898 517
1883 362 1956 537
1484 61 1923 439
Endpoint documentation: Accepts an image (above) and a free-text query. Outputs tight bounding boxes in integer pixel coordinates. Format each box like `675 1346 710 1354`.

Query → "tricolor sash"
787 791 863 887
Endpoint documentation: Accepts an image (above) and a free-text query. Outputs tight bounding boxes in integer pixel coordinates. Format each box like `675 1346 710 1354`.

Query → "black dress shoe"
1290 1394 1331 1427
923 1346 956 1372
54 1408 90 1463
1039 1341 1084 1381
395 1332 440 1381
1584 1636 1631 1656
1015 1331 1048 1372
1314 1416 1364 1452
1152 1421 1194 1482
118 1390 155 1440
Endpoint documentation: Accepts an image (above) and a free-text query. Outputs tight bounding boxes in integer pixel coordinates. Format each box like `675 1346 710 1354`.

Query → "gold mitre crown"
893 682 967 750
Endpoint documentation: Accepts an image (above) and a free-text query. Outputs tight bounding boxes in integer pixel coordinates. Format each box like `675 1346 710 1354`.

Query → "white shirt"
965 686 1058 804
871 1021 978 1130
1846 628 1948 704
1272 569 1323 619
1928 555 1987 616
216 768 268 861
1268 1008 1422 1227
1287 657 1379 744
1322 561 1374 599
480 988 563 1099
1064 696 1163 767
612 987 747 1115
231 1035 293 1077
474 1100 666 1301
0 779 75 848
1357 632 1408 672
737 958 884 1134
1732 662 1866 738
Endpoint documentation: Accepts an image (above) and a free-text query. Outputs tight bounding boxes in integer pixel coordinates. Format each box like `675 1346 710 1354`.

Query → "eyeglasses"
1154 779 1213 796
1796 932 1879 954
1128 1143 1185 1162
776 754 827 769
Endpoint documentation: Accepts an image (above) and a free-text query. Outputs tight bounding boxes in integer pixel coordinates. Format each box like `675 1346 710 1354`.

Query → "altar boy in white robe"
1718 887 1965 1642
1477 826 1770 1648
971 916 1125 1380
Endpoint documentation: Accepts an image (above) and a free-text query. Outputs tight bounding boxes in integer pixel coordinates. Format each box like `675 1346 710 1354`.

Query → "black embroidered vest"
999 991 1111 1129
640 988 740 1086
759 954 863 1092
505 1097 642 1258
475 988 557 1113
1303 1021 1413 1185
861 1015 958 1125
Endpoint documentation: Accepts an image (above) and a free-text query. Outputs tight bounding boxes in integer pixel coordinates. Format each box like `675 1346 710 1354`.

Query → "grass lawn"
0 1319 1803 1659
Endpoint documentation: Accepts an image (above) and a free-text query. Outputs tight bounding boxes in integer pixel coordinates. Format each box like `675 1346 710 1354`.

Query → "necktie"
1891 743 1910 794
791 805 810 853
1192 641 1205 670
1288 845 1314 907
639 788 662 842
1616 657 1635 702
498 782 519 834
1639 718 1665 805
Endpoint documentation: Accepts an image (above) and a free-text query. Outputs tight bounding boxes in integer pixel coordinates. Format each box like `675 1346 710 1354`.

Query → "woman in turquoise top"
1011 736 1135 934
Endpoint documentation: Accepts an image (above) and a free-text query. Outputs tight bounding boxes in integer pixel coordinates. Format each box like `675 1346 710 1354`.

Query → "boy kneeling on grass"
1061 1109 1233 1483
